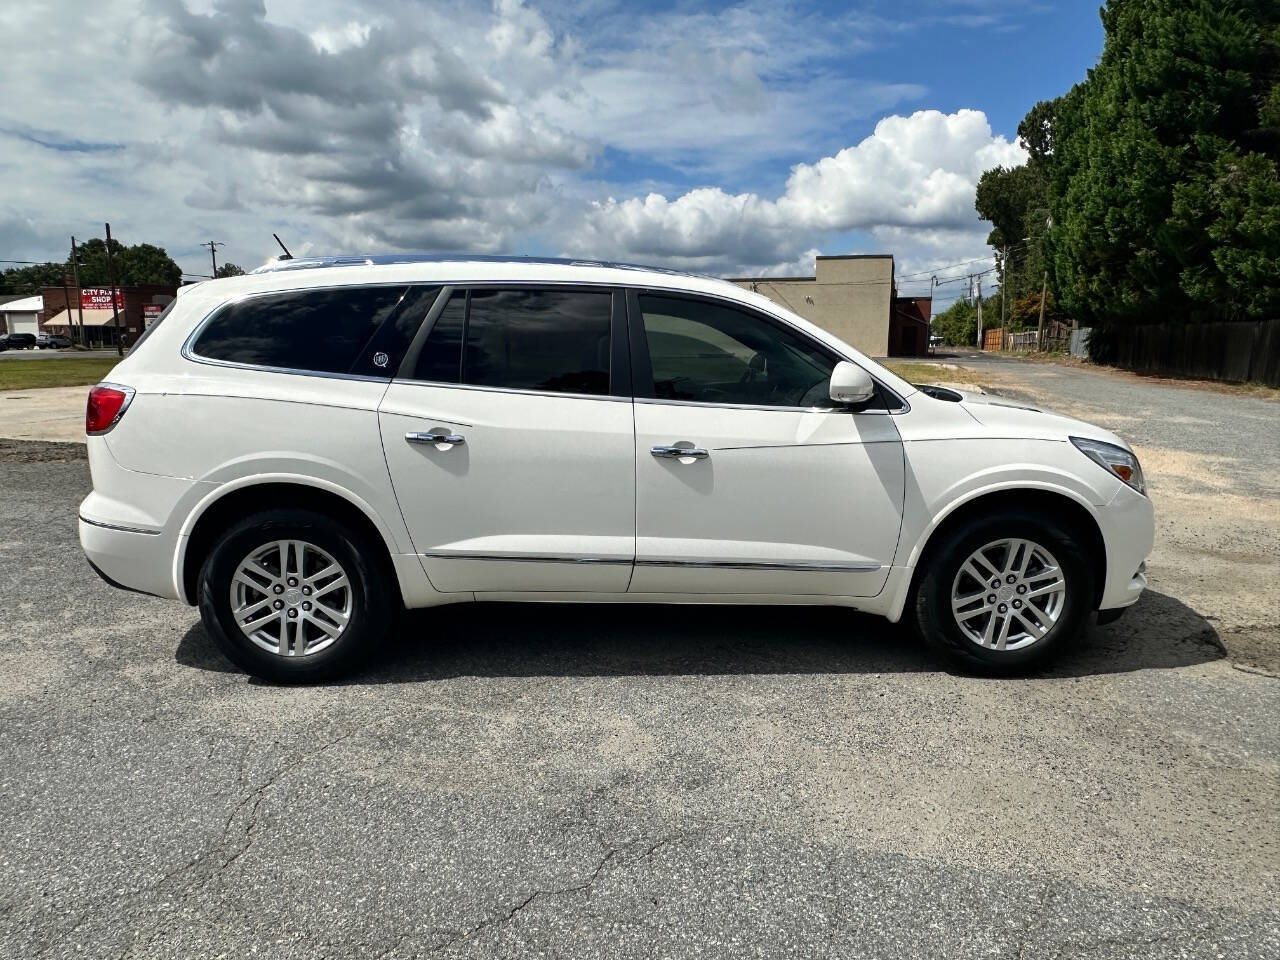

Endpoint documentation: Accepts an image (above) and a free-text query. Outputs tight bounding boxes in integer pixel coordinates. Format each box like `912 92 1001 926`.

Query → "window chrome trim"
179 281 431 383
633 396 893 415
634 558 882 573
389 378 631 403
78 514 162 536
176 277 909 411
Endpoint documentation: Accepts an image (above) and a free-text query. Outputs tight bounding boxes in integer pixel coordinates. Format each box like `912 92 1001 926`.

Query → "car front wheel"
198 508 393 682
910 509 1095 675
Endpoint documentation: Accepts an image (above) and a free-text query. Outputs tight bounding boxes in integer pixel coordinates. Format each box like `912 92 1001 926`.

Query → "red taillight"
86 384 133 435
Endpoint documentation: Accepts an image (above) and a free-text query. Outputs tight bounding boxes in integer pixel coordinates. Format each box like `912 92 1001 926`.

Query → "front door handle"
650 444 708 460
406 431 465 446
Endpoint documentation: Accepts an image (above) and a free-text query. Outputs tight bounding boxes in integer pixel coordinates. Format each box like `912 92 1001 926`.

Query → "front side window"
191 286 418 376
637 294 838 407
410 288 613 396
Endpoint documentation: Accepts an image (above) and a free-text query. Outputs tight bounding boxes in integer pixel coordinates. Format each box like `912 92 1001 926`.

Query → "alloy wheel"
229 539 352 658
950 538 1067 652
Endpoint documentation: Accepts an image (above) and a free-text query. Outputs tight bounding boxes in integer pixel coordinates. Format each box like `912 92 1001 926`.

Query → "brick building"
41 284 177 347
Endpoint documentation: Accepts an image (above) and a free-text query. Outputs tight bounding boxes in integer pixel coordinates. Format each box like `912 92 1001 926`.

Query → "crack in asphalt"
37 719 388 960
425 834 684 956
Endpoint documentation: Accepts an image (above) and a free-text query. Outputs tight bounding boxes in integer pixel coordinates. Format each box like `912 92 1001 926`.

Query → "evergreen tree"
1029 0 1279 342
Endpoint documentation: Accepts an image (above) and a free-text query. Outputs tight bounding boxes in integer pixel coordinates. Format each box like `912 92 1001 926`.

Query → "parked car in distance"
36 333 72 349
79 256 1153 683
0 332 37 350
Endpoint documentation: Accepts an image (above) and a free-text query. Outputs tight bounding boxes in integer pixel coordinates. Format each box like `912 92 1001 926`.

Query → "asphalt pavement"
1 359 1278 958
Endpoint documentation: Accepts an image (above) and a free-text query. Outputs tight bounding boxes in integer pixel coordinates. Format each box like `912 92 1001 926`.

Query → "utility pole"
70 236 85 347
104 222 123 356
60 273 73 349
1000 245 1008 335
929 275 937 352
1036 270 1048 350
976 275 984 350
201 240 225 277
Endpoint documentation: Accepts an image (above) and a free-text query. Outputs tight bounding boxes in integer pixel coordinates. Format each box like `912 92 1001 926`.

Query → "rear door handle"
650 444 708 460
406 431 465 446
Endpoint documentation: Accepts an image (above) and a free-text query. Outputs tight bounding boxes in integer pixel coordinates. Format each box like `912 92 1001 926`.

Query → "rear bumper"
79 513 181 601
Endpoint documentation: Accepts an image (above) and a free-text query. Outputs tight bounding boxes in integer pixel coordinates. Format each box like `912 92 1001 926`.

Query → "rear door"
379 285 635 593
627 291 905 597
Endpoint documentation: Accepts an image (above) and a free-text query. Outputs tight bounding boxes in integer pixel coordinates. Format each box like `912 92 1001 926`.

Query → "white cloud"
0 0 1023 279
565 109 1026 275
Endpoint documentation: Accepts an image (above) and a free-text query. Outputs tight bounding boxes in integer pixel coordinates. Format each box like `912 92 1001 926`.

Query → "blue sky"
0 1 1106 284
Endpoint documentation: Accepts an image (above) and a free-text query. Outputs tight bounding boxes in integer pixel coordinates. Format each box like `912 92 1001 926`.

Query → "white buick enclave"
79 256 1153 682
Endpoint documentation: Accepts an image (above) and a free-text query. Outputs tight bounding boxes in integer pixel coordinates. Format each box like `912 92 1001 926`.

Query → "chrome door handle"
406 431 465 446
650 444 708 460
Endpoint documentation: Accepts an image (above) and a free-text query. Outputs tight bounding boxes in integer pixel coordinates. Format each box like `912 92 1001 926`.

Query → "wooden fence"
981 323 1071 352
1090 318 1280 387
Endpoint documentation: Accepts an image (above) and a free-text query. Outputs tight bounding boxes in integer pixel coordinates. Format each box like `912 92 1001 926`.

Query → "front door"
380 286 635 593
626 291 905 597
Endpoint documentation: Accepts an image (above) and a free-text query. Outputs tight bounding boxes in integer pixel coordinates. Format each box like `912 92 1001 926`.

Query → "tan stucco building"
729 254 928 357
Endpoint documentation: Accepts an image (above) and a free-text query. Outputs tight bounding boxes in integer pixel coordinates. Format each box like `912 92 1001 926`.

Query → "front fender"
884 439 1121 621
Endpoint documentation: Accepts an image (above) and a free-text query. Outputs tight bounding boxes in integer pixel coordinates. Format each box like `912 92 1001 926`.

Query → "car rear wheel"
198 508 392 682
910 509 1094 675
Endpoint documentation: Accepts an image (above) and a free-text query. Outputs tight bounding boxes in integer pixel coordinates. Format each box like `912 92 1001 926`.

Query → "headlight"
1071 436 1146 495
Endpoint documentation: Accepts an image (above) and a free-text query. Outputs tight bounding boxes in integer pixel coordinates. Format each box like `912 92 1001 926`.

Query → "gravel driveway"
1 356 1277 959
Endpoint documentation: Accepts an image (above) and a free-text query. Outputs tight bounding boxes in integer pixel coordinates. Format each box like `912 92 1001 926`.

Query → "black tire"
198 508 393 683
910 509 1095 676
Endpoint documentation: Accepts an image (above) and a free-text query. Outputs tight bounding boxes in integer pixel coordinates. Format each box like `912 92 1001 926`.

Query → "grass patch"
883 361 990 390
0 356 119 390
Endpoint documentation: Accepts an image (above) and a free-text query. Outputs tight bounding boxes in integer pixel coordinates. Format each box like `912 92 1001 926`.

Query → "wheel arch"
177 478 404 607
897 486 1107 619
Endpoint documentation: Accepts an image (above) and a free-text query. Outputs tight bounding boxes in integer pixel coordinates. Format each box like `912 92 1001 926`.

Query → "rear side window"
191 286 420 376
410 288 613 396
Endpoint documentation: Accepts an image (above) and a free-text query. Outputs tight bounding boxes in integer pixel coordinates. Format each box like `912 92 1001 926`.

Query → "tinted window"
638 295 837 407
192 286 410 375
409 288 612 396
348 286 440 377
465 289 611 395
411 291 465 383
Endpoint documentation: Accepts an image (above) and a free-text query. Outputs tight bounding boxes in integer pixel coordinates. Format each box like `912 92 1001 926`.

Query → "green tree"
214 262 246 278
931 299 979 347
1020 0 1280 344
1 262 68 296
73 238 182 287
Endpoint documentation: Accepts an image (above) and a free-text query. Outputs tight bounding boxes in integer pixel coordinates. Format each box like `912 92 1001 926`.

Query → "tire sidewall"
915 511 1094 674
199 509 390 682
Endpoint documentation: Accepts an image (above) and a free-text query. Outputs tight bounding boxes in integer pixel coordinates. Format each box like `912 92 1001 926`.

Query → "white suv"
79 256 1153 682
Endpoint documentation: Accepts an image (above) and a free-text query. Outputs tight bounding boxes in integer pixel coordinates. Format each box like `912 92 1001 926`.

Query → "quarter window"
410 288 613 396
192 286 417 376
637 295 838 407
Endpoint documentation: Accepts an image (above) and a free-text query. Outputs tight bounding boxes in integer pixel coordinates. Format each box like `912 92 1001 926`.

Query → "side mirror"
829 361 876 407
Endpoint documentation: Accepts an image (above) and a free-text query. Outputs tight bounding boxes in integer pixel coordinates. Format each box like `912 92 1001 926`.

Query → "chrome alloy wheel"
229 540 352 658
950 538 1067 652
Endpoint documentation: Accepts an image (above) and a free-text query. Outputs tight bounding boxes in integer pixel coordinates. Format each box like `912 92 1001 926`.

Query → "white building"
0 295 43 336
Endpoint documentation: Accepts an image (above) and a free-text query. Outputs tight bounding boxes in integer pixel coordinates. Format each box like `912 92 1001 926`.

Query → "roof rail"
250 254 696 276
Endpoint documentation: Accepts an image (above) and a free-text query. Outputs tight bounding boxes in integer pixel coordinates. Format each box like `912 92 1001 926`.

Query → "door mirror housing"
829 361 877 407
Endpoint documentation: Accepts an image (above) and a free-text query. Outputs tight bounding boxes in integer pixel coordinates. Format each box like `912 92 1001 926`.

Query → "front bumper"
1096 483 1154 611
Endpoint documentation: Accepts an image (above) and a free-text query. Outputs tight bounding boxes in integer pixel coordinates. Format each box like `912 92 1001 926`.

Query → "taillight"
86 383 135 435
